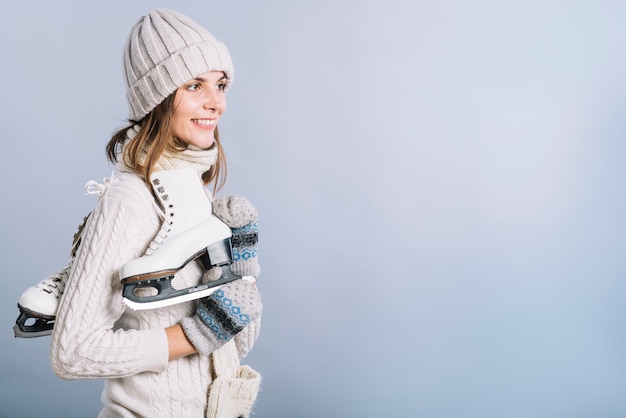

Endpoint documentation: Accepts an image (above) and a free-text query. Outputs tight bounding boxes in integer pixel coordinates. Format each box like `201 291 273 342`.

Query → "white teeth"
193 119 215 126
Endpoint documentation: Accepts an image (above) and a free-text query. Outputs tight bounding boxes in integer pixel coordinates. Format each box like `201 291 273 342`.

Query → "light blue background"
2 1 626 417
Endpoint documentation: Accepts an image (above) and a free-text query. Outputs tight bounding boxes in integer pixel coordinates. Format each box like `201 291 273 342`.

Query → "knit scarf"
116 124 218 176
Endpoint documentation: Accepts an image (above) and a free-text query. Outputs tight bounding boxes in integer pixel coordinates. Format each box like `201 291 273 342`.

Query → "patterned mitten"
181 278 262 355
212 195 260 278
181 195 262 355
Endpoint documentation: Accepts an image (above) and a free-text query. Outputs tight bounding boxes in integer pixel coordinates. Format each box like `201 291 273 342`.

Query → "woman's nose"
203 89 222 110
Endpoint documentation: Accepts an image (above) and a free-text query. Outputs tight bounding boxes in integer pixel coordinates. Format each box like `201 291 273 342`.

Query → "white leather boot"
120 168 242 310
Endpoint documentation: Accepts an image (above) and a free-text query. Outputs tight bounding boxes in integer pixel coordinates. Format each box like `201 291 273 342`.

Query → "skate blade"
13 308 55 338
122 276 256 311
13 324 53 338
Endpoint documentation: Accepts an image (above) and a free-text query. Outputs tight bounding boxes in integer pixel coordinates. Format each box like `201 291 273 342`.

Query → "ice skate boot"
14 213 90 338
120 168 250 310
14 268 69 338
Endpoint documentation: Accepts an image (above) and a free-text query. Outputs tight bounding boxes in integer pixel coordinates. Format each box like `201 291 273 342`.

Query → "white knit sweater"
50 171 260 418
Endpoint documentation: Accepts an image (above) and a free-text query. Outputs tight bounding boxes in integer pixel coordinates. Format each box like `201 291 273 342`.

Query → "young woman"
49 9 262 417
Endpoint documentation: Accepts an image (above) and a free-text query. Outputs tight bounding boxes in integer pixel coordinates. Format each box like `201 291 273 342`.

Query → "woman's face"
171 71 228 149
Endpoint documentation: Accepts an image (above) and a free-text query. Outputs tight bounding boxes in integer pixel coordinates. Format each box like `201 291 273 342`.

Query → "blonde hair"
106 92 227 194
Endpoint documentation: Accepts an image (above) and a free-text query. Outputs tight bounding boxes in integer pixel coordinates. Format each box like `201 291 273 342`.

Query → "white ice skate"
14 213 90 338
120 168 251 311
14 269 69 338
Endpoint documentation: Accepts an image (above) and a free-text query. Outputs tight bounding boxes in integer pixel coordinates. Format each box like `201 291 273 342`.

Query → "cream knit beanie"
123 9 234 121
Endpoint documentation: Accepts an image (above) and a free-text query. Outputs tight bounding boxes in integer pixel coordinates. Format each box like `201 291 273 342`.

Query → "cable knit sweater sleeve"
50 176 169 379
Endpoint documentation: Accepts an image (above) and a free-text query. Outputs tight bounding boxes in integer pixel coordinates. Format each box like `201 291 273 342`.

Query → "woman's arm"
51 191 170 379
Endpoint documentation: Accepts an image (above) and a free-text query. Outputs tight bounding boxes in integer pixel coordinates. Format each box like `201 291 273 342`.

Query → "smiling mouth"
192 119 216 127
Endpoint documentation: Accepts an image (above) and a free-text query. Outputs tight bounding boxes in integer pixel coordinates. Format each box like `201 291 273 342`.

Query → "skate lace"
145 219 172 256
85 172 117 196
35 266 70 299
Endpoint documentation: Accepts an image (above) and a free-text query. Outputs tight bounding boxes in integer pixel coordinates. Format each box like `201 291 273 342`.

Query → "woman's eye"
217 82 227 92
187 83 200 91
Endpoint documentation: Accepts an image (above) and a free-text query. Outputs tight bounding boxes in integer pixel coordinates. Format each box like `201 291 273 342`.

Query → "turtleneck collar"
115 124 218 177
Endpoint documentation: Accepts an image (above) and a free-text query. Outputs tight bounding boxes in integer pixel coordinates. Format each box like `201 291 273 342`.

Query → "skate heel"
199 237 234 269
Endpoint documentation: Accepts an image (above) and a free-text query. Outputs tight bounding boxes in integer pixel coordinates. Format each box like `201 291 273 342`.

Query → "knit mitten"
181 278 262 356
181 195 262 355
212 195 260 278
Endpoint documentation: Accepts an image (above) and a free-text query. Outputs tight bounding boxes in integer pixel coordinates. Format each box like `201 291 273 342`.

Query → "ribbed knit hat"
123 9 234 121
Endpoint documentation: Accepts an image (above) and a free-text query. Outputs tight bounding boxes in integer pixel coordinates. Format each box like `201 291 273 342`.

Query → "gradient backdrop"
2 1 626 417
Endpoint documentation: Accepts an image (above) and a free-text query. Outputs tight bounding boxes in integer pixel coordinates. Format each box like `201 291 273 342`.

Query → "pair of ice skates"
14 169 252 338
